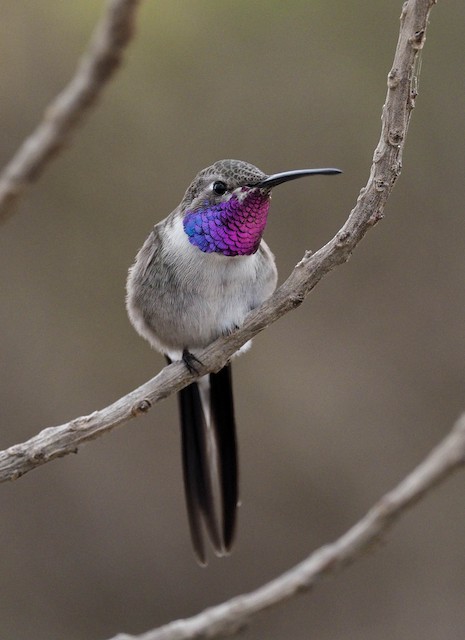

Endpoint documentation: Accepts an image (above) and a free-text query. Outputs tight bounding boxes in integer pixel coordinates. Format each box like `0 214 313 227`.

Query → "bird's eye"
212 181 227 195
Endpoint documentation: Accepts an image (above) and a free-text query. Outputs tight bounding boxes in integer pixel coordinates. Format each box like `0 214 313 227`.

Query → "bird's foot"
182 349 203 374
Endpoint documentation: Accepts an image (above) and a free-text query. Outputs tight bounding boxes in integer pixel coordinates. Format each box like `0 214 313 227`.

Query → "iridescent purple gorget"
183 188 270 257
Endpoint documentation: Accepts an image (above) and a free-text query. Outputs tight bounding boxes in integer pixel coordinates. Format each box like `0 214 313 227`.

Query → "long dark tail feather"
210 363 238 552
168 356 238 563
178 386 205 563
177 382 222 564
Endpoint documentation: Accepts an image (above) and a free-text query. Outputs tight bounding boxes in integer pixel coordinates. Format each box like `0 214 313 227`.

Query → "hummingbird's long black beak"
252 167 342 189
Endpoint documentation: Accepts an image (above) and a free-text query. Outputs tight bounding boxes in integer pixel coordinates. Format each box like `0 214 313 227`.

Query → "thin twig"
0 0 142 223
0 0 436 484
109 413 465 640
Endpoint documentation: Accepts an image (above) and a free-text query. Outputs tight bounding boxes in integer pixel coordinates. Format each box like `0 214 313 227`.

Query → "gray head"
179 159 265 210
179 159 341 256
180 159 341 208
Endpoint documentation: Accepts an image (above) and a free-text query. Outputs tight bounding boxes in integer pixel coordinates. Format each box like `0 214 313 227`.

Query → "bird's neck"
183 190 270 256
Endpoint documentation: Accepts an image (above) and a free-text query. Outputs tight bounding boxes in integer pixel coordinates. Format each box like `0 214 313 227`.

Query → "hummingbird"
126 159 341 564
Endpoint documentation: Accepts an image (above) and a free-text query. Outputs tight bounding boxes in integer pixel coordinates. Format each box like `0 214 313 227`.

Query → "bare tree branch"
0 0 435 482
109 413 465 640
3 2 453 639
0 0 142 224
0 0 437 483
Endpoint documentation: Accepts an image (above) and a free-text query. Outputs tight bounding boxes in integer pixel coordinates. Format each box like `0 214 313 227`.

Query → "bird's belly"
180 289 255 347
155 271 261 354
127 229 277 359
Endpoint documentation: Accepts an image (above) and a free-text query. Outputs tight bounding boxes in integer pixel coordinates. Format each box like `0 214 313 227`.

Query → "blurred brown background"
1 1 464 639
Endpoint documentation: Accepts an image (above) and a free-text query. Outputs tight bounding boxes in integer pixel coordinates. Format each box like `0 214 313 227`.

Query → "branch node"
295 249 314 269
303 248 313 260
387 129 404 146
387 69 400 89
357 186 367 202
374 178 389 192
289 292 306 309
336 230 351 247
70 412 99 431
410 29 426 49
132 399 152 416
31 449 46 462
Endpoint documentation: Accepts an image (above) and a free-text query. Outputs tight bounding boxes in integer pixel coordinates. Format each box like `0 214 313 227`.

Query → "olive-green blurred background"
1 1 464 639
